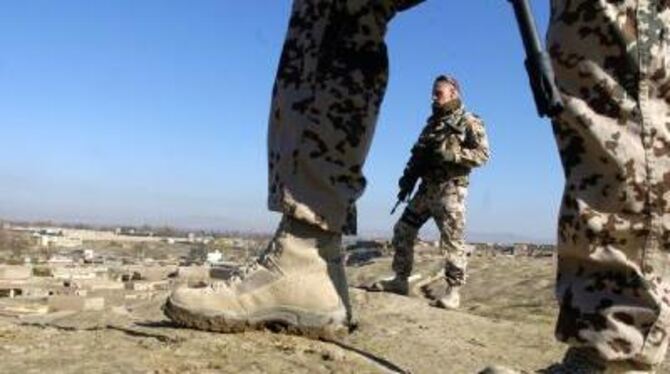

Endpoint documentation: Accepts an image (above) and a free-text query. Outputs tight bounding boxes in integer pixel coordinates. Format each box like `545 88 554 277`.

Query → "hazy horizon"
0 213 555 245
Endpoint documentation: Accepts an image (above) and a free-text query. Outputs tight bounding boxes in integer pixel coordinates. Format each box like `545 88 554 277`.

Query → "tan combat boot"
419 273 461 309
432 285 460 309
367 275 409 295
163 216 350 336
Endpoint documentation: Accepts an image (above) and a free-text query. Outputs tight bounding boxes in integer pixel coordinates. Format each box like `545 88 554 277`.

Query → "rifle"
391 166 421 215
508 0 564 118
390 189 416 215
390 200 403 215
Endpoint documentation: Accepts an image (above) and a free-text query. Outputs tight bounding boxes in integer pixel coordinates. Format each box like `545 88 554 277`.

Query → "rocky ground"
0 254 667 374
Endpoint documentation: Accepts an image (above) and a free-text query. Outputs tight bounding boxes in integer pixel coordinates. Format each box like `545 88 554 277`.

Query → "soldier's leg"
268 0 410 234
165 0 412 335
423 182 468 309
391 185 432 278
548 0 670 370
369 183 431 295
437 184 468 287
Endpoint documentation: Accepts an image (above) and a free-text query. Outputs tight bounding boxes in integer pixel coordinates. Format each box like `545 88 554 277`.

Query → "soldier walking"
369 75 489 310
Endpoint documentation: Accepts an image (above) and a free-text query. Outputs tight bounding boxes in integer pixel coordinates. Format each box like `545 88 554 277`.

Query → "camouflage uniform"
548 0 670 368
268 0 670 369
268 0 425 235
392 105 489 286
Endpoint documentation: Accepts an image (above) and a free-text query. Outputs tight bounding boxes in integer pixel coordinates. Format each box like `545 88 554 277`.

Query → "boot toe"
168 285 237 314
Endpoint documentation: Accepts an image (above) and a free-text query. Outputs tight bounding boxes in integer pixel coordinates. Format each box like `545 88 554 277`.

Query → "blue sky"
0 1 562 242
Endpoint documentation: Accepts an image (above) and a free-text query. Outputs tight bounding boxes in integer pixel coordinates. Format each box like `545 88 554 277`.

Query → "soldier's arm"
399 139 425 184
397 123 434 199
397 150 420 201
453 115 490 168
405 121 438 168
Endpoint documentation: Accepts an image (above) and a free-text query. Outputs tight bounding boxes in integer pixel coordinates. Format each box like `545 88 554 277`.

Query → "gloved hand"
397 174 415 201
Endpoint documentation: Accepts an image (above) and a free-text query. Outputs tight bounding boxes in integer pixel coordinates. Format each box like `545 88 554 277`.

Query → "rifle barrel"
509 0 543 55
509 0 564 118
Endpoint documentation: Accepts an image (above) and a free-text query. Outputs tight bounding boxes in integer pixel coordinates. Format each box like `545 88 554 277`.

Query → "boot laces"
224 243 282 285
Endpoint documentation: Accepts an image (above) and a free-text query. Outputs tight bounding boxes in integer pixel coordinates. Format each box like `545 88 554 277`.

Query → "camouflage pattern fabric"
404 103 490 185
392 181 469 286
267 0 425 235
548 0 670 367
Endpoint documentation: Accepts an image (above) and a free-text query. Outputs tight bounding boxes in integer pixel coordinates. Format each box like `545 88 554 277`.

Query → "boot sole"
163 299 348 339
430 299 460 310
363 284 409 296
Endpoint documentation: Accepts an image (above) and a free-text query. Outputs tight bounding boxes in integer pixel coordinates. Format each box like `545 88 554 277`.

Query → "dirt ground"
1 254 667 374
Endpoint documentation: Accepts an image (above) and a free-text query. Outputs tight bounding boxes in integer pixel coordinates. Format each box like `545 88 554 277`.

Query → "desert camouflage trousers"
267 0 399 234
549 0 670 367
268 0 670 368
391 180 468 287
